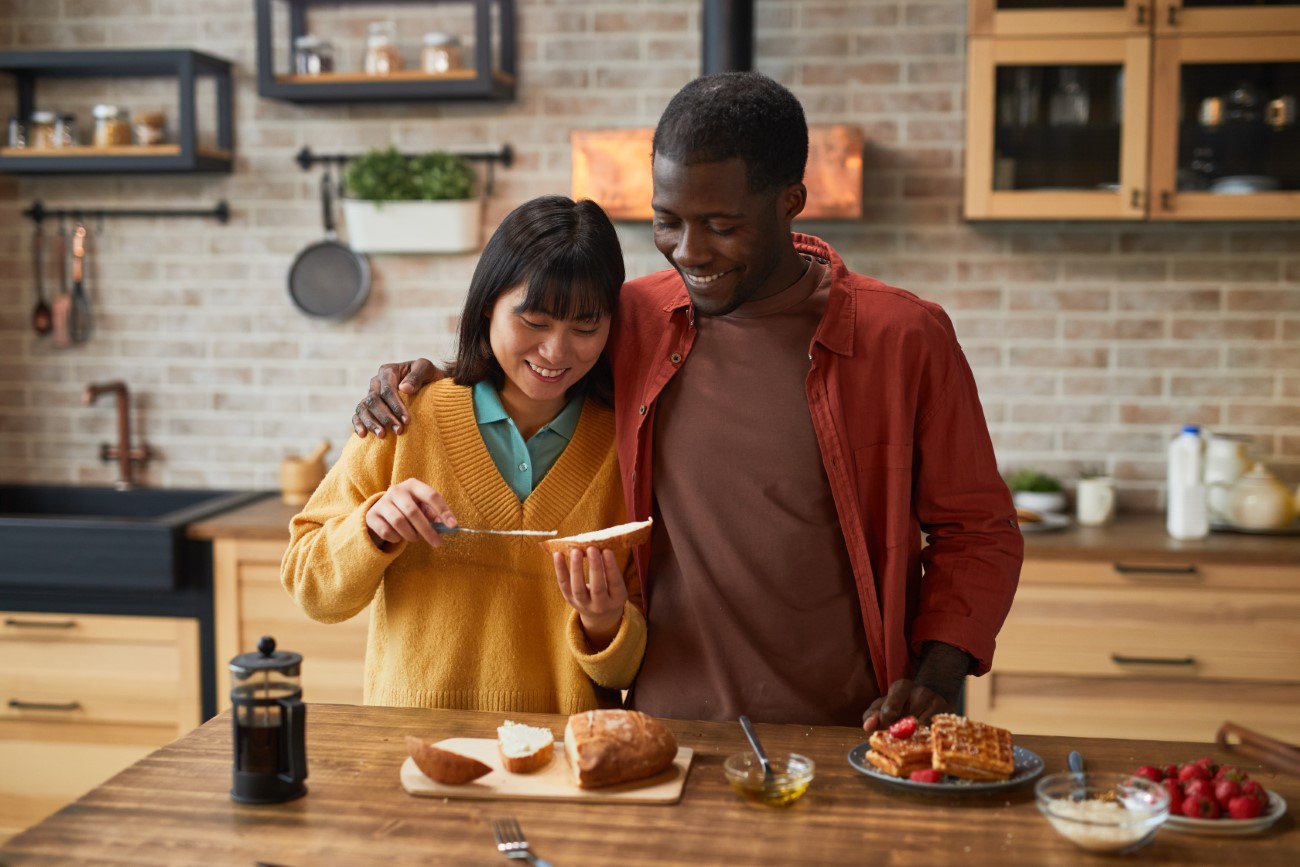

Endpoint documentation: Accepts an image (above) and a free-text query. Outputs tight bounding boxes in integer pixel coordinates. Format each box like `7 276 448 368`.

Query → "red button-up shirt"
609 234 1022 691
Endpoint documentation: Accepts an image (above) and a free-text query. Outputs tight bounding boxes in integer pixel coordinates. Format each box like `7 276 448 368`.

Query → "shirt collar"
472 380 583 440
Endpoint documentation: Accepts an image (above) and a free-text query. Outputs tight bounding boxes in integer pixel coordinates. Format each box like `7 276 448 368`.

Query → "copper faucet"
83 380 152 490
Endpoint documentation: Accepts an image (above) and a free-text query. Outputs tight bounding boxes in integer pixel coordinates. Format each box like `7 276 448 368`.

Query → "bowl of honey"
724 751 814 806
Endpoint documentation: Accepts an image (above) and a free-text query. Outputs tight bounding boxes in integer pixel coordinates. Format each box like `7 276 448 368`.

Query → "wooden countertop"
188 496 1300 567
2 704 1295 865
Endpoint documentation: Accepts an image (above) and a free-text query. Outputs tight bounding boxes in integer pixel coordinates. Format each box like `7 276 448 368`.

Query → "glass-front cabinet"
966 0 1300 220
1149 36 1300 219
966 38 1151 219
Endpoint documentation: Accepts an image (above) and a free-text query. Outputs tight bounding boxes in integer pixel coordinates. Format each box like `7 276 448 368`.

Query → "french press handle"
279 695 308 785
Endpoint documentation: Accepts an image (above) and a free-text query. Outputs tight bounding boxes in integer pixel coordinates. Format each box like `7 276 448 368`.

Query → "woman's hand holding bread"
553 547 627 648
365 478 458 550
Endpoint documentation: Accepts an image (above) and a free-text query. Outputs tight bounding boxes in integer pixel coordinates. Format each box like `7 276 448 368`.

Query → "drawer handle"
1111 653 1196 667
4 617 78 629
8 699 83 712
1112 563 1200 580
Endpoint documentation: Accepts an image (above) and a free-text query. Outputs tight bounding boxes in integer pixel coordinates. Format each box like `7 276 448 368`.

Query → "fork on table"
491 816 555 867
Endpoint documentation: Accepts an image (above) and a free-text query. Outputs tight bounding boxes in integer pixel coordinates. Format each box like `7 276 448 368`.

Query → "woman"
282 196 643 714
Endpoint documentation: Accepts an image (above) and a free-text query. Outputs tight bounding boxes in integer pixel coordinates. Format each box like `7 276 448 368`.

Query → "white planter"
1013 490 1068 515
341 198 482 254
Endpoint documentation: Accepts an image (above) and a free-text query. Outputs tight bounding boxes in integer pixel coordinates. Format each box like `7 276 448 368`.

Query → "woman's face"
487 283 611 418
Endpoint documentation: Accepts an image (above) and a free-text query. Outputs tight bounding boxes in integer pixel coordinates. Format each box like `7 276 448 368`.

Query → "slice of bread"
405 736 491 785
539 517 653 556
497 720 555 774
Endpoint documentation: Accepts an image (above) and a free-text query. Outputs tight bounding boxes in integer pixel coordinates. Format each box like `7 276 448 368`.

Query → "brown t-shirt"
627 256 878 725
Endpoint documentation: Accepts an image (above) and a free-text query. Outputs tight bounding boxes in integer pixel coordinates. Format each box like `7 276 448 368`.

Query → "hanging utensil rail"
294 144 513 195
22 199 230 225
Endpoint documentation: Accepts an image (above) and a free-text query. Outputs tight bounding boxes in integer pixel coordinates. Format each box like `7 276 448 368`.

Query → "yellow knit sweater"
282 380 646 714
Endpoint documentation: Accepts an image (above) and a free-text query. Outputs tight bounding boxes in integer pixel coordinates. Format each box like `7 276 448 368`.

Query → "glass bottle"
293 34 334 76
1049 67 1090 127
28 111 56 149
364 21 404 75
7 114 26 149
54 113 77 148
421 33 464 74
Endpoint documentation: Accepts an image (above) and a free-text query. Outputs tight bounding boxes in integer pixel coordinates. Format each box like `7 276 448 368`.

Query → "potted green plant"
1009 468 1067 515
341 147 481 254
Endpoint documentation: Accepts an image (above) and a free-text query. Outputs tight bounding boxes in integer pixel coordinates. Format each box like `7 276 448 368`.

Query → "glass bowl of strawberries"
1036 772 1170 854
1132 758 1283 833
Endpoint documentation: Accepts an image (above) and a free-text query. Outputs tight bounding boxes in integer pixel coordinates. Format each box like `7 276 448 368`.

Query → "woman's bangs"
517 265 613 323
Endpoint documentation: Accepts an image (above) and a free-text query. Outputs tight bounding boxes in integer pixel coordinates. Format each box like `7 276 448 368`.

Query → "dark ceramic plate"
848 743 1044 793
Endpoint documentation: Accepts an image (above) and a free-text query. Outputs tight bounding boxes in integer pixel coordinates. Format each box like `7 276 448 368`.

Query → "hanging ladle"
739 714 773 781
31 222 52 335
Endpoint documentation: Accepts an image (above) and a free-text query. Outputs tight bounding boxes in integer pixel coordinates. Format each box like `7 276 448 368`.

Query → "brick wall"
1 1 1296 514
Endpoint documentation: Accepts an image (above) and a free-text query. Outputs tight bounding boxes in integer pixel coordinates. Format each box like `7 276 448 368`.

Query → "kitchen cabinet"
966 520 1300 743
970 0 1300 37
255 0 515 104
213 537 368 711
965 2 1300 220
0 612 200 843
0 50 233 175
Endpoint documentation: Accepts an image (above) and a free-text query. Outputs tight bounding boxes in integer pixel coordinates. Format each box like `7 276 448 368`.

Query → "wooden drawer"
966 672 1300 744
214 539 368 711
1 612 200 729
1021 558 1300 592
993 584 1300 682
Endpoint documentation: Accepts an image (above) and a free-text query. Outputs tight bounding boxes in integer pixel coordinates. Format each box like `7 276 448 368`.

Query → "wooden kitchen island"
1 704 1295 865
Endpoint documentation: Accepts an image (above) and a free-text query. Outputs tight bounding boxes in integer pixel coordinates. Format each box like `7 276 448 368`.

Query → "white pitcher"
1205 433 1251 524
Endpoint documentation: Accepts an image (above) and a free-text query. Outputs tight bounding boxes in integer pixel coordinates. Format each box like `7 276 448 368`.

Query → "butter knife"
431 522 557 538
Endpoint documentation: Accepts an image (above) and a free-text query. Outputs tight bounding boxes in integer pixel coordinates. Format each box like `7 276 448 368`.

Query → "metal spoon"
31 223 52 335
739 715 773 780
1068 750 1084 776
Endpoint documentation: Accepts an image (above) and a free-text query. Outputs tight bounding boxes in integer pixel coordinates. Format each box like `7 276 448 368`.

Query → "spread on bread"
563 708 678 789
406 736 491 785
497 720 555 774
540 517 653 555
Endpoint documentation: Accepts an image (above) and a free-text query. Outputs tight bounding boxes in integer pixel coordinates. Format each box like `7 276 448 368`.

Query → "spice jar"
6 115 25 149
92 104 132 147
420 33 464 74
54 113 77 148
28 111 56 150
293 34 334 76
364 21 403 75
134 111 167 146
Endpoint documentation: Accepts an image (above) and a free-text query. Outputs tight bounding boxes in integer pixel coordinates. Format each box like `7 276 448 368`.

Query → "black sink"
0 485 270 591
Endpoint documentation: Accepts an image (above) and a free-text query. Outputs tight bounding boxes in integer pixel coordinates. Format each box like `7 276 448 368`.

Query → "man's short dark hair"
652 71 808 194
450 195 623 405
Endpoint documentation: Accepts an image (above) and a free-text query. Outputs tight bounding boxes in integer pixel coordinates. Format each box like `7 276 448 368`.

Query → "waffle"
929 713 1015 781
865 726 933 777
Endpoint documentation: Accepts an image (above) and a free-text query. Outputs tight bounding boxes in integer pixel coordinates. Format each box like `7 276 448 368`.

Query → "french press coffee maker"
229 635 308 804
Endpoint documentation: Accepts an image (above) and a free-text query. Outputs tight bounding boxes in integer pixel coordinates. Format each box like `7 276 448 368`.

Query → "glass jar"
92 104 132 147
293 34 334 76
54 113 77 148
28 111 56 150
134 111 167 146
364 21 403 75
420 33 464 74
6 114 25 149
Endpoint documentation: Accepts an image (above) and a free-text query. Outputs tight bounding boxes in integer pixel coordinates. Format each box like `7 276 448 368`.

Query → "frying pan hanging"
288 168 370 319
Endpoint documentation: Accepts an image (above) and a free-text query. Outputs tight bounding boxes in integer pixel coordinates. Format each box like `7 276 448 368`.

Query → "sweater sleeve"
565 551 647 689
281 430 408 625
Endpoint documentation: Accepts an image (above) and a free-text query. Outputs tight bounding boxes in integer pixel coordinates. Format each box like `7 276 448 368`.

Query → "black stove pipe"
702 0 754 74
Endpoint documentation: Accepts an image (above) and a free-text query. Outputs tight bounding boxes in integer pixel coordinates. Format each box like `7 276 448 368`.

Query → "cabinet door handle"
1130 188 1142 209
1136 4 1147 26
1113 563 1200 580
1167 4 1178 26
1160 190 1172 211
1111 653 1196 667
8 699 82 712
3 617 77 629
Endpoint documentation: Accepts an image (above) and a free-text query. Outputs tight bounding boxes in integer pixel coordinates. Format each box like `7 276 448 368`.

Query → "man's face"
651 154 804 317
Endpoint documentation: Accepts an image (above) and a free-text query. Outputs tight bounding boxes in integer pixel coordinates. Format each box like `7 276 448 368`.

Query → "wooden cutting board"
400 737 694 804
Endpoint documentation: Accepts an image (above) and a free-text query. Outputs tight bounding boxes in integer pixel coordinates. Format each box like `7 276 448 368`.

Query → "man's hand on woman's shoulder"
353 358 441 437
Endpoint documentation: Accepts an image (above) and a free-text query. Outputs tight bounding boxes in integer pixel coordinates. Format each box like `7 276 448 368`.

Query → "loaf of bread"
497 720 555 774
405 736 491 785
540 518 652 556
563 709 678 789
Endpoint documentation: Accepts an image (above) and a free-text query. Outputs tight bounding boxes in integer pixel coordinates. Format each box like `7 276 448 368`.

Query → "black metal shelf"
256 0 516 104
0 49 234 175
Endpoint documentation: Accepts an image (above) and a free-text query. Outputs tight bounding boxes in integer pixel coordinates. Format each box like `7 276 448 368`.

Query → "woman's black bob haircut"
450 195 624 405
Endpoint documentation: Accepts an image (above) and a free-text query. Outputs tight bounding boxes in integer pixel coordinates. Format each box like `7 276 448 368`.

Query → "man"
352 72 1022 731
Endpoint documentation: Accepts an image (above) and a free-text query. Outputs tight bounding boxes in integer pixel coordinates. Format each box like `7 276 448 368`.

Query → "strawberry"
909 769 943 784
1161 778 1183 814
1214 779 1241 809
1214 765 1247 784
1161 763 1179 781
888 716 918 741
1178 763 1211 784
1194 756 1219 777
1240 780 1270 808
1228 794 1264 820
1181 793 1220 820
1134 765 1162 783
1182 778 1213 804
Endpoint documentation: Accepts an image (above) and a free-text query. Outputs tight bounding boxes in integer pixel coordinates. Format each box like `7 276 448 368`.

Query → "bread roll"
405 736 491 785
563 709 678 789
540 518 652 556
497 720 555 774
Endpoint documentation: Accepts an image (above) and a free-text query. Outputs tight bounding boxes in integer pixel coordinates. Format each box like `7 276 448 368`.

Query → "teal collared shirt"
472 381 585 501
